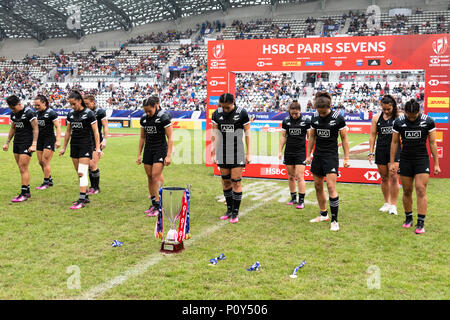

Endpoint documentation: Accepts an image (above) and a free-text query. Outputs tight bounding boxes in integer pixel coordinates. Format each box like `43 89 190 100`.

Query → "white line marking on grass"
76 181 284 300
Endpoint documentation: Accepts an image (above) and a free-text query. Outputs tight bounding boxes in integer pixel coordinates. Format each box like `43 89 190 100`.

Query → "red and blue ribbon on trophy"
155 187 191 241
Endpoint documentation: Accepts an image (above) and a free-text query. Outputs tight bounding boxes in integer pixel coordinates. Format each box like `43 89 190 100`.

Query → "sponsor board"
427 97 449 109
305 61 324 66
0 116 10 125
209 96 220 105
428 112 449 123
282 61 302 67
436 131 443 143
437 146 444 158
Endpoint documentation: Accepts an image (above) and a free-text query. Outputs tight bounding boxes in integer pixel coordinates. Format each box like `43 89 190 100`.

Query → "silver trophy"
159 186 190 253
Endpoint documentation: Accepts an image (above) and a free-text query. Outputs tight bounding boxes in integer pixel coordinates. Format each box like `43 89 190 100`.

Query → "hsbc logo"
212 43 224 59
364 171 380 181
257 61 265 67
211 61 219 67
428 79 439 86
209 79 226 87
262 167 287 176
430 58 440 64
405 131 421 139
433 37 448 55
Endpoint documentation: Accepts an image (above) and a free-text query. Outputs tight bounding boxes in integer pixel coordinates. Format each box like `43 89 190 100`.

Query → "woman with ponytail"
34 95 61 190
59 91 101 210
391 99 441 234
368 95 400 215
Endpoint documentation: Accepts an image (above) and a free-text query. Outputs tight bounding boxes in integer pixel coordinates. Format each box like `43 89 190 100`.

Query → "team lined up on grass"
2 90 441 233
3 92 108 209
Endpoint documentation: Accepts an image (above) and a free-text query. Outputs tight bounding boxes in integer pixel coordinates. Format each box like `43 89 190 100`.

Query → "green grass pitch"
0 125 449 299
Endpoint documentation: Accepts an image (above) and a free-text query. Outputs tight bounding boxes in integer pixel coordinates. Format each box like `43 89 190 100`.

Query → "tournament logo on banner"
212 43 225 59
433 37 448 55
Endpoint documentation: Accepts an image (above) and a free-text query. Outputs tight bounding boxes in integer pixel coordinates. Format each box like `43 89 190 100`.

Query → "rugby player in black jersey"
390 99 441 234
278 100 311 209
368 95 400 215
2 95 39 202
59 91 101 210
85 95 108 195
211 93 251 224
34 95 61 190
306 92 350 231
137 96 173 217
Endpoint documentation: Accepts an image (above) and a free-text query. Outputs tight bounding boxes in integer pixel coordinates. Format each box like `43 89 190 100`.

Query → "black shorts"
375 146 400 165
70 144 93 159
398 158 430 177
218 163 246 169
143 148 167 165
13 143 32 157
37 136 56 152
310 155 339 177
283 153 306 166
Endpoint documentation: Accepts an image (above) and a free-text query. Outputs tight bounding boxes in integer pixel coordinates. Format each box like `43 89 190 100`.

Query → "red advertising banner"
207 34 450 182
0 116 10 125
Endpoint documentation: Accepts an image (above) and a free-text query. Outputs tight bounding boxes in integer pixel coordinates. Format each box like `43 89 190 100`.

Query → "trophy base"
160 241 184 254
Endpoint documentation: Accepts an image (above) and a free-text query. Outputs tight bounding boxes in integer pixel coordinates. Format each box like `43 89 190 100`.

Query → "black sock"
298 193 305 204
92 169 100 189
224 188 233 213
88 170 94 188
290 192 297 202
320 210 328 217
43 178 50 184
329 196 339 222
232 191 243 217
49 175 53 182
79 192 87 201
21 185 28 195
417 214 425 226
151 196 156 207
154 200 160 209
405 212 413 222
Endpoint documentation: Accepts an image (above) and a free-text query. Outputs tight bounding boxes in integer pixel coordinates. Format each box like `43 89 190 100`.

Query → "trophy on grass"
155 184 191 253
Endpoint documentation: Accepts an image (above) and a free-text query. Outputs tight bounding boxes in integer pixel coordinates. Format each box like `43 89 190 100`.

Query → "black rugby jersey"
281 114 311 155
375 114 396 147
10 107 37 145
310 110 347 156
211 106 250 165
37 108 58 140
92 108 107 143
393 113 435 160
66 108 97 146
140 108 172 150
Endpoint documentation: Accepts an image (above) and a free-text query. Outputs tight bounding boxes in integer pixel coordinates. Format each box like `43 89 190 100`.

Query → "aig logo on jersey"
289 128 302 135
72 122 83 129
221 124 234 133
405 131 421 139
145 126 157 134
317 129 330 138
38 120 46 127
15 122 24 129
381 127 393 134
